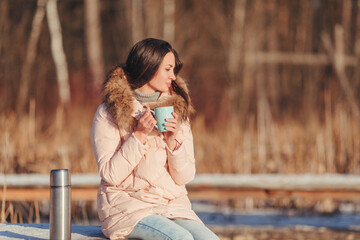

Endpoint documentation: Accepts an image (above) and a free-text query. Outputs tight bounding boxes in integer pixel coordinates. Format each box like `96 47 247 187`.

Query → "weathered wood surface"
2 174 360 201
212 225 360 240
2 188 360 201
1 224 359 240
2 174 360 190
189 174 360 190
0 223 106 240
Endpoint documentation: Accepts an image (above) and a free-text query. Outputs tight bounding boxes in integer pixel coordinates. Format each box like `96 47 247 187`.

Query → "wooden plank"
0 188 97 201
291 190 360 200
71 188 98 201
0 188 49 201
2 187 360 201
188 188 268 200
3 174 360 191
0 173 101 187
2 174 360 202
188 188 360 200
189 174 360 191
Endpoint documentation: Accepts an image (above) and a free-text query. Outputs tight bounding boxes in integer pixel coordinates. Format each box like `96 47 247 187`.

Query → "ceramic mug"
149 106 174 132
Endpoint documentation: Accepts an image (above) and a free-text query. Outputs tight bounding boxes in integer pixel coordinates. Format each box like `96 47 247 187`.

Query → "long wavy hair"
124 38 190 106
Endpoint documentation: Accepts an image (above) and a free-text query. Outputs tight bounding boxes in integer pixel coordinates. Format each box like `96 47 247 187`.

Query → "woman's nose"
170 71 176 80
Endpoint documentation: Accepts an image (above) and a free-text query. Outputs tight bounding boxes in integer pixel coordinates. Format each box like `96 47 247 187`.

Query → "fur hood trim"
103 66 195 130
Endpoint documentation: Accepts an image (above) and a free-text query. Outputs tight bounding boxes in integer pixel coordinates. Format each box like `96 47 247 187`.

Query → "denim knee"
173 229 194 240
127 215 196 240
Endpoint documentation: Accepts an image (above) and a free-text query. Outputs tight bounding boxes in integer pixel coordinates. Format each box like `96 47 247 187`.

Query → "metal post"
50 169 71 240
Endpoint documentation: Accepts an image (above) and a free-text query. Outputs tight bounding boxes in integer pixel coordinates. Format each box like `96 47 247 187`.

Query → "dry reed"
1 99 360 223
0 103 97 174
193 103 360 175
0 99 358 174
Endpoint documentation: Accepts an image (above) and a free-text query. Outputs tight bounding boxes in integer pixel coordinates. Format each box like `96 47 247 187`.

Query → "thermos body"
50 169 71 240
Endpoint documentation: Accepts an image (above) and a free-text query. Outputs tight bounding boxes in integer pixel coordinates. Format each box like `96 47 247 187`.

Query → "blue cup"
149 106 174 132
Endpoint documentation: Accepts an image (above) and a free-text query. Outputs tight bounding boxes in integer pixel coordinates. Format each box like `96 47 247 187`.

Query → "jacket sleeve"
90 105 148 186
166 120 196 186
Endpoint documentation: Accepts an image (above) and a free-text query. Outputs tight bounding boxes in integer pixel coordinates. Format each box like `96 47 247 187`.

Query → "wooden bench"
1 173 360 201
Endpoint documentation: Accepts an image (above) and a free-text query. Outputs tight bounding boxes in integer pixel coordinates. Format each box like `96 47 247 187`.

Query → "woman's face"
138 52 176 94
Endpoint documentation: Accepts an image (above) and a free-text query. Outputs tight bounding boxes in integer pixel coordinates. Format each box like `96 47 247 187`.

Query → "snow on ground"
0 223 106 240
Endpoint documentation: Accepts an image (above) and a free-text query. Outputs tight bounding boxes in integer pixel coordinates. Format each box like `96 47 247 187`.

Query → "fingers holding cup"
164 112 179 132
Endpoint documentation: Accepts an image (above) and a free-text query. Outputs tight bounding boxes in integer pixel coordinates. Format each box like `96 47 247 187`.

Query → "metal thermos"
50 169 71 240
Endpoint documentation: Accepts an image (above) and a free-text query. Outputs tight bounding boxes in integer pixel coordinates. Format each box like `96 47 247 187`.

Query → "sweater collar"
134 89 161 104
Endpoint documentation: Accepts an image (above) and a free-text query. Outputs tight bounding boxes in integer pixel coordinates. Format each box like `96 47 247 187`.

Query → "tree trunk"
352 0 360 174
226 0 247 172
342 0 352 54
0 0 9 110
228 0 246 77
0 0 8 57
297 0 314 120
144 0 161 38
46 0 70 106
267 0 280 111
354 0 360 97
84 0 105 92
322 26 360 119
227 0 246 116
132 0 144 44
163 0 175 43
17 0 47 114
253 0 270 173
356 0 360 57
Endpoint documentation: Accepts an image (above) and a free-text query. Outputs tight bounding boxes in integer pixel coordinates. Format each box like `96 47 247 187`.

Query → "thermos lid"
50 169 71 187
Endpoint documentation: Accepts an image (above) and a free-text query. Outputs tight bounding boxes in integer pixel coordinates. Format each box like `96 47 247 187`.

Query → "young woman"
90 38 219 240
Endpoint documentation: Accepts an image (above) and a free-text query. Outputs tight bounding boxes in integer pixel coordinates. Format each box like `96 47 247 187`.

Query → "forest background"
1 0 360 177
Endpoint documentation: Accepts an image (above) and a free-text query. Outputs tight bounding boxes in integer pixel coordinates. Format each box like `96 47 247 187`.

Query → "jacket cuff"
166 139 183 154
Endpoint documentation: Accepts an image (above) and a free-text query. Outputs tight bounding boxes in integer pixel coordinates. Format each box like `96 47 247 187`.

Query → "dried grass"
1 100 359 223
0 100 359 175
193 103 360 175
0 103 97 174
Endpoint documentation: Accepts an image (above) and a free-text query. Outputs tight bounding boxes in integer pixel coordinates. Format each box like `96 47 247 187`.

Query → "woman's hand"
134 109 157 144
164 112 180 150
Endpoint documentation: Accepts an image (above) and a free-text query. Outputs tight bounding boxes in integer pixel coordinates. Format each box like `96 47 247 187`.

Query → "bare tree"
356 0 360 58
132 0 144 44
0 0 8 57
322 25 360 119
17 0 47 114
342 0 352 54
354 0 360 90
84 0 105 91
144 0 162 38
46 0 70 106
227 0 246 117
252 0 272 173
163 0 175 43
266 0 280 112
1 0 9 110
296 1 314 119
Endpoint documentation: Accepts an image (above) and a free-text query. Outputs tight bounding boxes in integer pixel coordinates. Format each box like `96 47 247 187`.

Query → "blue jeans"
126 215 220 240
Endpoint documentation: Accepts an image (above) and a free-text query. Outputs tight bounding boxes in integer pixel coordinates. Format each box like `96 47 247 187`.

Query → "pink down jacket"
90 67 202 239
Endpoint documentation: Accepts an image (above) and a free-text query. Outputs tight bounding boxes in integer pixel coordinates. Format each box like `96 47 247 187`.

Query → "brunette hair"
125 38 189 105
